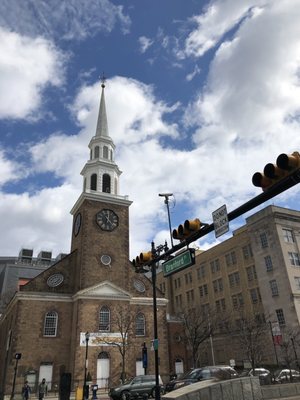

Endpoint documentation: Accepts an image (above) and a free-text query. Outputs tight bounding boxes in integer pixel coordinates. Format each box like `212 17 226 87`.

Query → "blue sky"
1 0 300 258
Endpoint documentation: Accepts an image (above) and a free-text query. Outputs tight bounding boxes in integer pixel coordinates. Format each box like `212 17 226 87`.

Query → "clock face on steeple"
96 209 119 231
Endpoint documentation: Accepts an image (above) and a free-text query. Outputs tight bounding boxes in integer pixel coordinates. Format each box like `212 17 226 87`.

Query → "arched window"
94 146 99 158
91 174 97 191
102 174 111 193
99 306 110 331
44 311 58 337
135 313 145 336
103 146 109 159
98 351 109 359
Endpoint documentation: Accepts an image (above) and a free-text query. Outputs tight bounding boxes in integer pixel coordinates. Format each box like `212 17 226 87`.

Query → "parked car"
248 368 271 377
248 368 271 385
274 369 300 383
165 365 237 392
109 375 164 400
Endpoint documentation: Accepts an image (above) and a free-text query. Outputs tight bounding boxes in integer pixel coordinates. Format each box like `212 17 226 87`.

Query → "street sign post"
162 249 195 277
212 204 229 238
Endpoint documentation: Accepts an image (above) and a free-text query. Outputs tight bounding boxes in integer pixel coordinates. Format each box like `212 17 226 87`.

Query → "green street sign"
162 249 195 277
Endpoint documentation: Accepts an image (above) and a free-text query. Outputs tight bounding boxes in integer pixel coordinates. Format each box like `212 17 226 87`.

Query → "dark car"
165 365 237 392
109 375 164 400
274 369 300 383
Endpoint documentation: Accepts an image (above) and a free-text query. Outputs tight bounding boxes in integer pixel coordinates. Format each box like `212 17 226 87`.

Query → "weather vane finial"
101 72 106 88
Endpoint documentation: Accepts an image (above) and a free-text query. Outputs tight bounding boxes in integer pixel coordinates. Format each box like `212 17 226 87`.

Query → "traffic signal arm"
144 165 300 267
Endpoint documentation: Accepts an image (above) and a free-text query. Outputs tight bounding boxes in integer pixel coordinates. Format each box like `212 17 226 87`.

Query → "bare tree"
278 328 300 376
94 305 134 383
233 313 267 371
176 307 219 368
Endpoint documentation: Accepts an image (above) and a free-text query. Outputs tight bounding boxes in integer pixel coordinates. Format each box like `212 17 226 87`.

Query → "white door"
97 353 110 389
135 360 144 376
39 364 53 390
175 359 183 375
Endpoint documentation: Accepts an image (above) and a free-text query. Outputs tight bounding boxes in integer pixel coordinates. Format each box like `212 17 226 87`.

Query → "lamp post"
291 337 300 369
10 353 21 400
82 332 90 400
158 193 174 248
269 321 279 366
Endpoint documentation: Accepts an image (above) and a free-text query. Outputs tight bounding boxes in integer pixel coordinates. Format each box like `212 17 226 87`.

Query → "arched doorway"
97 352 110 389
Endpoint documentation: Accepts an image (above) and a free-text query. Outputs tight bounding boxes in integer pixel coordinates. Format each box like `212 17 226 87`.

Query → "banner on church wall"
80 332 127 346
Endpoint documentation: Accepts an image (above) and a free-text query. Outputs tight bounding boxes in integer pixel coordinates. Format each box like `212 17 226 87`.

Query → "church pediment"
74 281 131 300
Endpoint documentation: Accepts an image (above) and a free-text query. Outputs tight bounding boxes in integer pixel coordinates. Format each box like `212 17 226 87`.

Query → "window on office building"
283 228 294 243
213 278 223 293
294 277 300 290
264 255 273 272
250 288 261 304
197 264 206 279
242 244 253 260
232 293 244 309
269 280 279 296
246 265 257 281
225 251 237 267
289 252 300 266
199 284 208 297
228 272 240 287
260 232 268 248
210 259 220 273
276 308 286 326
216 298 226 312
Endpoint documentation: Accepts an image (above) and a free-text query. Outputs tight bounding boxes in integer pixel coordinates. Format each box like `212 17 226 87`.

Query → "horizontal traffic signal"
252 151 300 191
173 218 202 241
132 251 152 269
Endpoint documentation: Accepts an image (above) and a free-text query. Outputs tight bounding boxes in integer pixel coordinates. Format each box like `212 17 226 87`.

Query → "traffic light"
252 151 300 191
173 218 202 241
132 251 152 269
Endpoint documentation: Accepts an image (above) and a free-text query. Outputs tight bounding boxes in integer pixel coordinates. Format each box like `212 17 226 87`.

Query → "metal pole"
159 194 174 248
83 333 89 400
291 337 299 369
10 358 19 400
151 242 160 400
269 322 279 366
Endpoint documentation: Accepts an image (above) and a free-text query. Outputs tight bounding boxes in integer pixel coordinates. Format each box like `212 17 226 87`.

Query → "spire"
95 75 109 137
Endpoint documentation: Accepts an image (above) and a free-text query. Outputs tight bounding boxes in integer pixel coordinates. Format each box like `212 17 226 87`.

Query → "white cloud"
138 36 154 53
0 149 22 186
0 28 65 119
0 184 75 257
183 0 265 58
0 0 131 40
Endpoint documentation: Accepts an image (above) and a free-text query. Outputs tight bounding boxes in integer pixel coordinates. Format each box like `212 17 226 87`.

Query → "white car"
275 369 300 383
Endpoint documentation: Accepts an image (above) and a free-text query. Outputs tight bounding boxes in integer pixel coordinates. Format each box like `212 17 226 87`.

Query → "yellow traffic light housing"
252 152 300 191
173 218 201 241
131 251 152 270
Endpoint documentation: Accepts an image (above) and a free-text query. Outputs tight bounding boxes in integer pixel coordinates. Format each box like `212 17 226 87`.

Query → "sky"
1 0 300 260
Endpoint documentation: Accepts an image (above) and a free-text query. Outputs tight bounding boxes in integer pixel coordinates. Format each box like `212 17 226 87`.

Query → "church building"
0 81 170 398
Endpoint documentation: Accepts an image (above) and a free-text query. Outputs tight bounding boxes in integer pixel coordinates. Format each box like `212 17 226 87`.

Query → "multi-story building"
0 250 64 315
157 205 300 374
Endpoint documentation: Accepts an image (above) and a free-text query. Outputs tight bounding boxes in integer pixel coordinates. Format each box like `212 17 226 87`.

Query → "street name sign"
212 204 229 238
162 249 195 277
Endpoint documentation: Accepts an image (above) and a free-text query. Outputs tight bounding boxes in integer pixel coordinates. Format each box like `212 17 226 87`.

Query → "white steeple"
80 78 122 196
